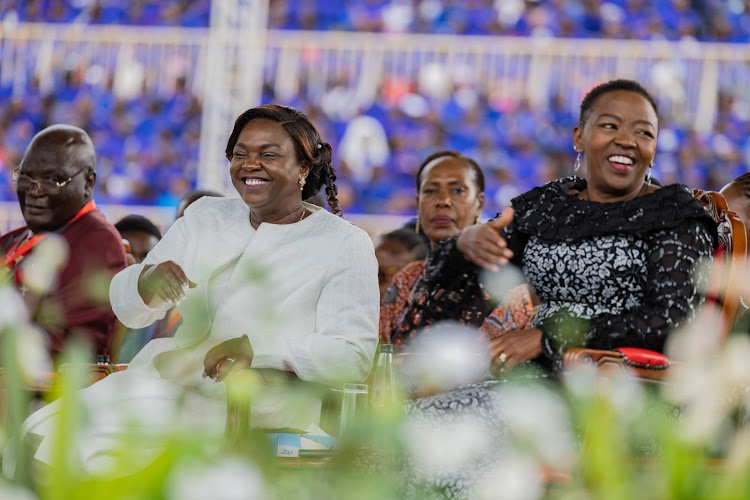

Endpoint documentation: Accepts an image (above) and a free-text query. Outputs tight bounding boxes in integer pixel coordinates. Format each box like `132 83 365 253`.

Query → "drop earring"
299 177 306 191
573 149 582 172
646 165 653 185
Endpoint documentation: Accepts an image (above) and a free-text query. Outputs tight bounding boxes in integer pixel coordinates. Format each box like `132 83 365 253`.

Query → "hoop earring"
573 152 582 172
646 166 653 185
299 177 306 191
415 218 420 234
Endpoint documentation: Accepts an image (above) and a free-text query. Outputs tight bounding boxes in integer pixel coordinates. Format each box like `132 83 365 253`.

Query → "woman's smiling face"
574 89 658 202
228 119 309 216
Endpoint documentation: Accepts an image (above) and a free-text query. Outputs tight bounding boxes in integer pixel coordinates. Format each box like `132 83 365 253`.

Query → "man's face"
16 142 94 233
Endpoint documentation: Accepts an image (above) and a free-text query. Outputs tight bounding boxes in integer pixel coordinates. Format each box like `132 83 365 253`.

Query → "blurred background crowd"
1 0 750 218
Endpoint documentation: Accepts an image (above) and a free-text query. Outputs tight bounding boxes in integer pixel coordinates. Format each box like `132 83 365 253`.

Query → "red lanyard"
3 200 97 269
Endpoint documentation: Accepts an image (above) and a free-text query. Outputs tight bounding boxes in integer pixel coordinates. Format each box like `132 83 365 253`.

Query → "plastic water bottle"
370 344 397 408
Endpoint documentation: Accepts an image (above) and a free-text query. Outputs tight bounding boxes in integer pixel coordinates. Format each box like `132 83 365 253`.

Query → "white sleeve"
255 230 380 387
109 218 188 329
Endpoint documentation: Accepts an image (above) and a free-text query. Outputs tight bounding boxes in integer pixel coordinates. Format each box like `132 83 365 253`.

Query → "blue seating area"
6 0 748 42
0 1 749 215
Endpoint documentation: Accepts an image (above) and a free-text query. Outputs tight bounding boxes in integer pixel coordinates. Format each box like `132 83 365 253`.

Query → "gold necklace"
297 207 307 222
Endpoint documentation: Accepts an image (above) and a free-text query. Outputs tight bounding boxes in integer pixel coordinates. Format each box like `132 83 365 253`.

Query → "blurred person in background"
380 150 537 349
114 214 162 264
375 225 429 299
113 214 163 363
720 172 750 253
0 124 128 360
16 105 379 473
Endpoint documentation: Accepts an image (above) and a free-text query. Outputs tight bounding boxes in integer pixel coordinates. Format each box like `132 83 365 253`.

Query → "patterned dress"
385 177 718 498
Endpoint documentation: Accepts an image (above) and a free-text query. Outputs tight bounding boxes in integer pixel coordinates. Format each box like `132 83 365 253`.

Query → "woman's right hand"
456 207 515 271
137 261 196 305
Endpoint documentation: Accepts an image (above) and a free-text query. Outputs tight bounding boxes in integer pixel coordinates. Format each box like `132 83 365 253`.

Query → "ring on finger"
497 352 508 364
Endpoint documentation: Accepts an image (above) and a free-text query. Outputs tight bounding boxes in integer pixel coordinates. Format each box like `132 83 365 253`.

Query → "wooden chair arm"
563 348 672 384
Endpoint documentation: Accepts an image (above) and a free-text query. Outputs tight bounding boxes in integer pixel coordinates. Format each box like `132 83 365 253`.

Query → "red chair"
563 190 747 381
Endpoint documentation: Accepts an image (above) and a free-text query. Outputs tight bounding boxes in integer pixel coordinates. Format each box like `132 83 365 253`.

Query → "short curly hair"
579 79 659 128
225 104 341 215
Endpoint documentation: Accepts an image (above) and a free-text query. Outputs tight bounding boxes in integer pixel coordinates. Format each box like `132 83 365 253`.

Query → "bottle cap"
379 343 394 354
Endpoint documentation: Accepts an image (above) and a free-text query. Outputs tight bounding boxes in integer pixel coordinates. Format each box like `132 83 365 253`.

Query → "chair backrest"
692 189 748 338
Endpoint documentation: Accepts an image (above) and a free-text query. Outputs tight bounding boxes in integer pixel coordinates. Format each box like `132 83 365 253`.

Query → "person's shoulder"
0 226 28 245
308 207 371 241
511 175 582 208
181 196 248 226
71 209 122 243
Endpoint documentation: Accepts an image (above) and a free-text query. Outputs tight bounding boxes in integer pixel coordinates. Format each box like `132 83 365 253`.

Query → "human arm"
110 217 191 329
539 220 716 363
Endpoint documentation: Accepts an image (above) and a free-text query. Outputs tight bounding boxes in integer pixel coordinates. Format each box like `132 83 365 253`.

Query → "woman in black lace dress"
398 79 718 498
445 79 718 374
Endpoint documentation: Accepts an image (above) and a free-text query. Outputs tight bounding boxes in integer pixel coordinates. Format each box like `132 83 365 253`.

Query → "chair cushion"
615 347 671 369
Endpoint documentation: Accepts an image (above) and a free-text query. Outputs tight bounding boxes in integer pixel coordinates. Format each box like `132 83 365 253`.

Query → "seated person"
0 125 128 360
113 214 163 362
380 150 537 351
445 79 718 373
375 225 429 299
114 215 162 265
16 105 379 473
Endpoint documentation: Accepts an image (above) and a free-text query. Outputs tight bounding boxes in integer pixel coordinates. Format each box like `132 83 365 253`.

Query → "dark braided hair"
579 79 659 128
225 104 342 215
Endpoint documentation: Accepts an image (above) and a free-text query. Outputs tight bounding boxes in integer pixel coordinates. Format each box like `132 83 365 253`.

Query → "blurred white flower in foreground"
480 265 526 301
496 384 574 465
14 324 52 380
473 451 542 500
398 322 489 394
0 284 29 331
167 458 264 500
665 302 750 442
403 414 494 477
0 481 38 500
20 233 68 295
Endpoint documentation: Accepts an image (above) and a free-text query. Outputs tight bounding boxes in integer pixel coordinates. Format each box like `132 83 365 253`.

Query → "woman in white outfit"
13 105 380 473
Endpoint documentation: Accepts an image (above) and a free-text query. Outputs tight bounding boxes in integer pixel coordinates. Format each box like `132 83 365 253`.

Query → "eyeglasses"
11 166 89 193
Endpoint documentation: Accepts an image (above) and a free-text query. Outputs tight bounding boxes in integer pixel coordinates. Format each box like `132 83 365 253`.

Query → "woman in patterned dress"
379 151 536 352
445 79 718 374
387 80 718 499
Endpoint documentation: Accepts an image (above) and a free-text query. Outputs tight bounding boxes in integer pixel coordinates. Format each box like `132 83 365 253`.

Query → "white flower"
398 322 489 394
15 324 52 380
472 451 542 500
167 458 265 500
0 285 29 331
403 415 494 476
496 384 574 465
20 234 68 295
0 481 37 500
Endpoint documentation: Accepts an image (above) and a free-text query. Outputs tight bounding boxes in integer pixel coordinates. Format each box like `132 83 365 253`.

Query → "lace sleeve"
540 219 716 360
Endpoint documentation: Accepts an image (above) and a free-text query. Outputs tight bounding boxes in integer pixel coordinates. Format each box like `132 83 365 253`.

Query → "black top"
425 176 718 369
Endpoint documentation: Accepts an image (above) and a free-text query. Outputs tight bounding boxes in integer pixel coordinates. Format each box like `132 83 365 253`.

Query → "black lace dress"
428 176 718 370
393 177 718 499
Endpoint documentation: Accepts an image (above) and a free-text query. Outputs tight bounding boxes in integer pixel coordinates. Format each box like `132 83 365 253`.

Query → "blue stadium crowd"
1 0 749 215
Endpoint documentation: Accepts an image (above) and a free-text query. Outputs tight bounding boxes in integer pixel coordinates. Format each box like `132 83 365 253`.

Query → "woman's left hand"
489 328 543 374
203 335 254 382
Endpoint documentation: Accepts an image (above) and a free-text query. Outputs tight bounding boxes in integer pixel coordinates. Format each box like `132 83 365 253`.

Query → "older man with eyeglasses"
0 124 128 361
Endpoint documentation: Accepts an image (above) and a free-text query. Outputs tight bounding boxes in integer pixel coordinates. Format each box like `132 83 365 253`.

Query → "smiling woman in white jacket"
14 105 379 473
